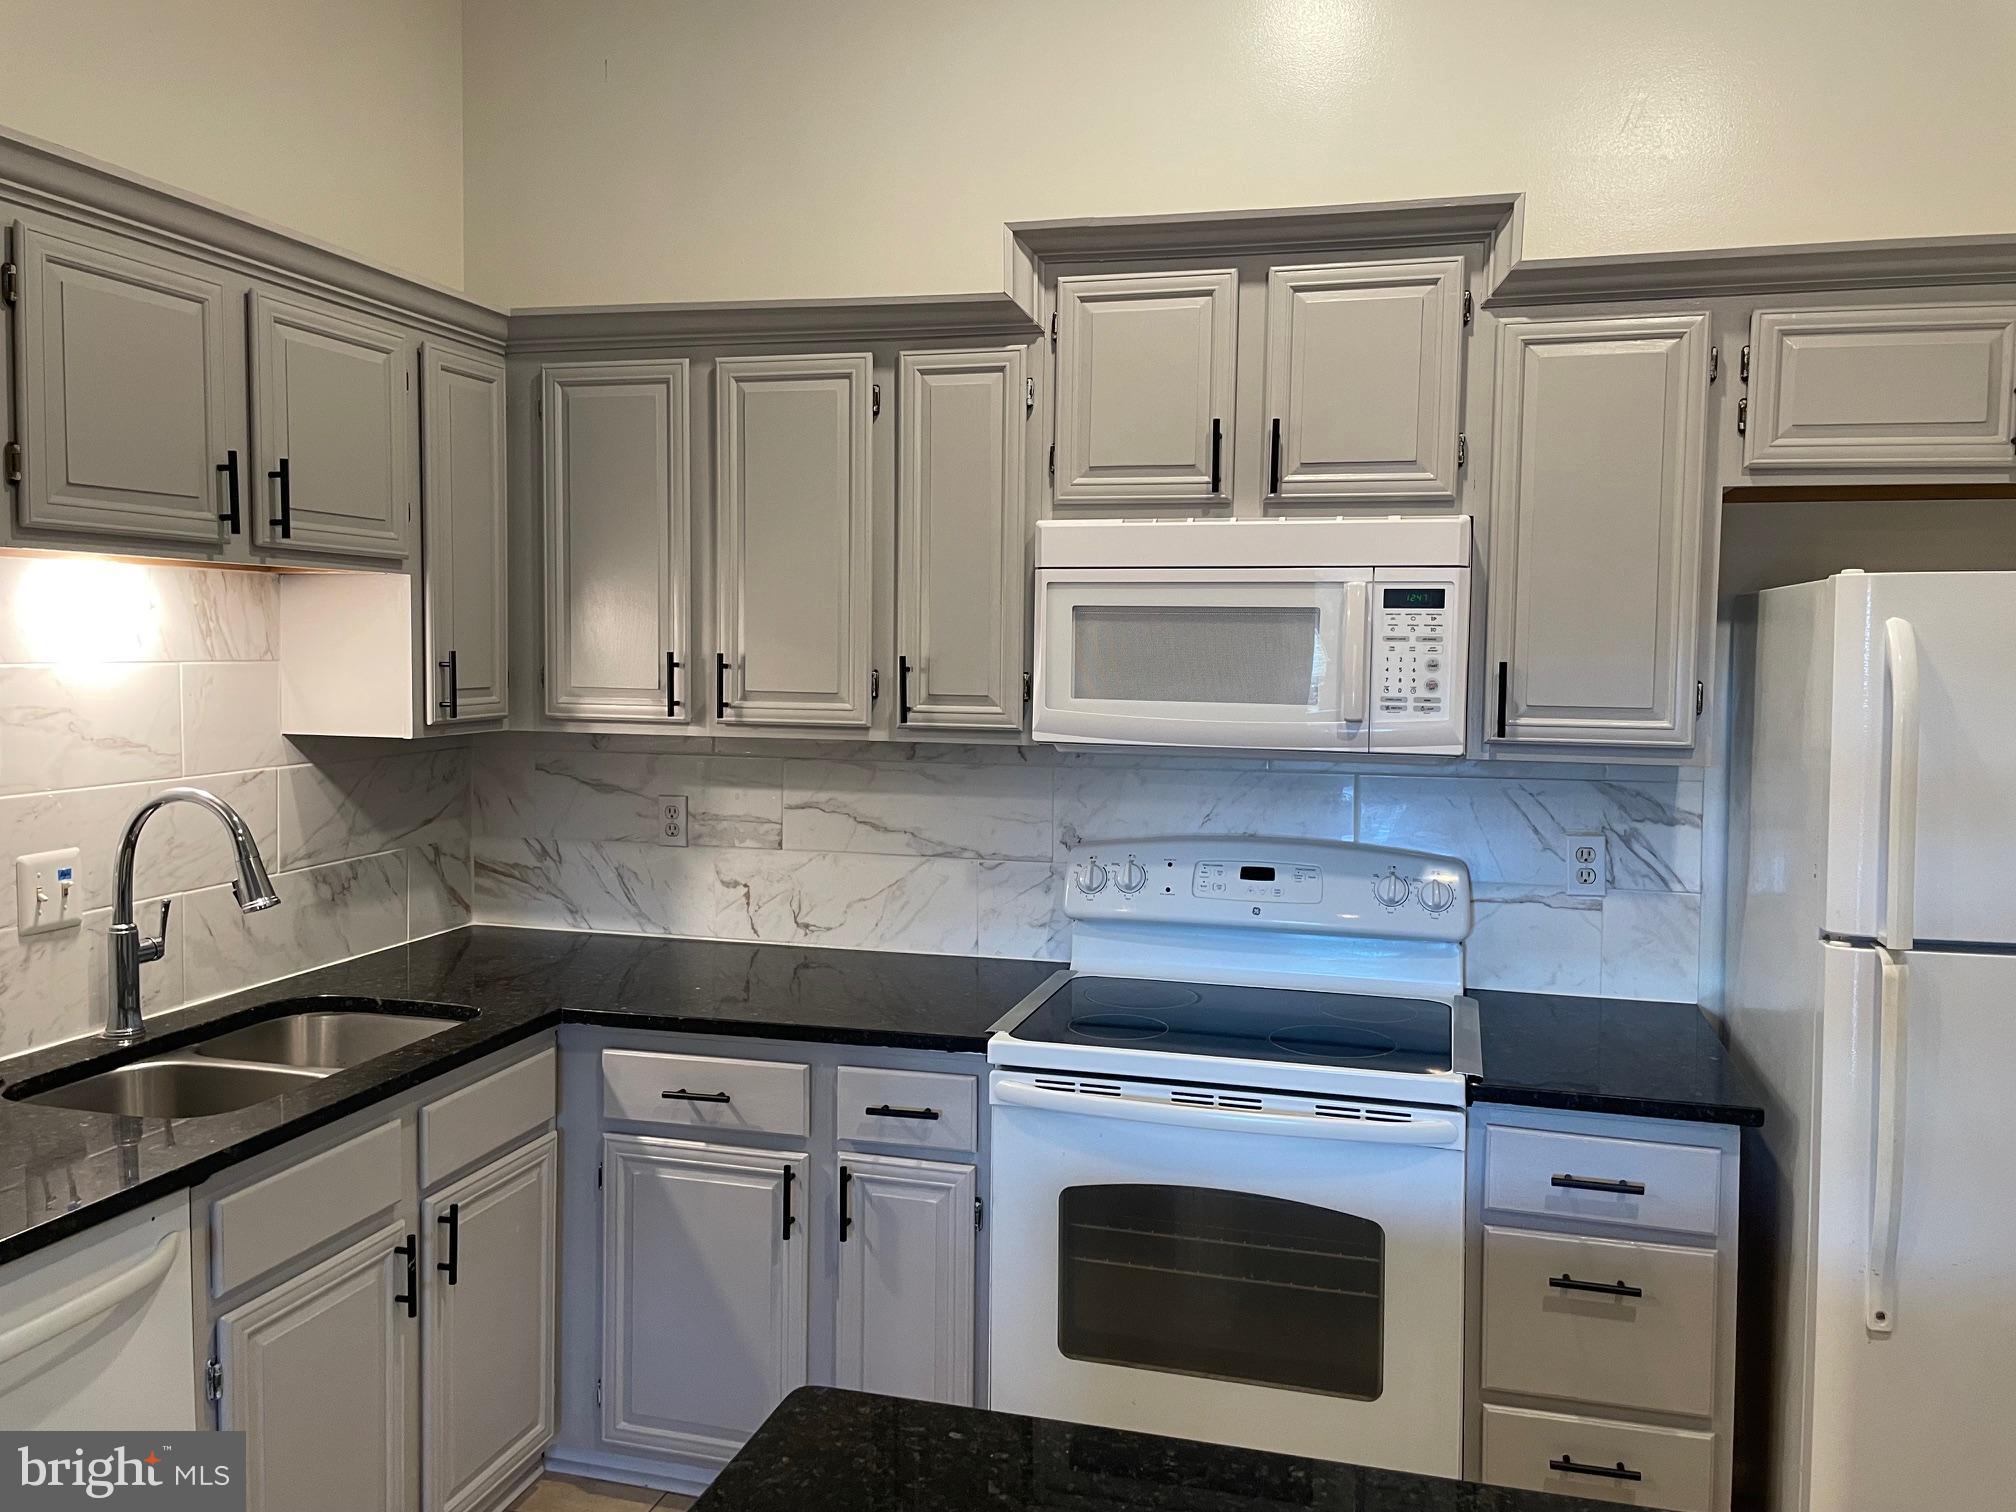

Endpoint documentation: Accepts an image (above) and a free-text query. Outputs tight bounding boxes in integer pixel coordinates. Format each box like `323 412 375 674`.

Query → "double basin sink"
7 1004 464 1119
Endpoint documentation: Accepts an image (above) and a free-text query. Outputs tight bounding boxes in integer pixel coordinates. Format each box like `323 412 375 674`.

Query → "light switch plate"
657 796 689 847
1566 834 1607 897
17 847 82 935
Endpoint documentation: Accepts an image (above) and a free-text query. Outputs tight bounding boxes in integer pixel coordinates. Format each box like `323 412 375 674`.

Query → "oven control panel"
1193 860 1324 903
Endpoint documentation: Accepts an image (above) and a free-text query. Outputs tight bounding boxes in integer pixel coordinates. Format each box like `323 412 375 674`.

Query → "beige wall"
462 0 2016 307
3 0 466 288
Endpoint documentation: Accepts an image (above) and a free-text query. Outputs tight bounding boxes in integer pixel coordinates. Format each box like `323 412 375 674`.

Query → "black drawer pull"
1549 1273 1644 1299
1550 1456 1643 1483
267 455 291 538
436 1202 460 1285
217 449 241 532
667 651 682 716
661 1088 731 1104
839 1164 853 1242
715 652 732 718
1551 1172 1647 1196
897 655 913 724
781 1165 796 1240
1268 417 1283 495
393 1234 418 1318
864 1103 940 1121
1208 417 1223 493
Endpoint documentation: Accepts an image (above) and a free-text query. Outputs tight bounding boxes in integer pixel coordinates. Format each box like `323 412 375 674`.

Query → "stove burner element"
1068 1013 1169 1042
1077 980 1203 1012
1267 1024 1400 1059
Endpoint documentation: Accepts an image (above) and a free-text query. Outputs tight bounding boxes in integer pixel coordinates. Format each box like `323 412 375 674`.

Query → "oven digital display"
1238 866 1276 882
1382 588 1446 608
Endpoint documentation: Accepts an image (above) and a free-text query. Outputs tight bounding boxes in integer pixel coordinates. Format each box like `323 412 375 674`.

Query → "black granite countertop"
695 1387 1618 1512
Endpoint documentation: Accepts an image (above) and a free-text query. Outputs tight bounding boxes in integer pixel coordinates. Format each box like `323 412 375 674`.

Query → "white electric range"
986 835 1478 1477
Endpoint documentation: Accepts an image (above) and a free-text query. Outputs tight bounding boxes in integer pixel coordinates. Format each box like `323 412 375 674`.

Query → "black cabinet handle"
437 651 458 718
437 1202 460 1285
1268 418 1283 495
667 652 682 716
1495 660 1509 739
781 1165 796 1240
864 1104 940 1121
660 1088 731 1104
267 456 291 539
1208 418 1223 494
839 1165 853 1242
715 652 732 718
1551 1172 1646 1196
393 1234 417 1318
898 655 913 724
1549 1273 1644 1299
217 450 241 533
1549 1457 1643 1483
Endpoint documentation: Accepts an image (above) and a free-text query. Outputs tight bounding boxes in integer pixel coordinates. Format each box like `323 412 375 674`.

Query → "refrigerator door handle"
1867 947 1907 1334
1878 617 1920 950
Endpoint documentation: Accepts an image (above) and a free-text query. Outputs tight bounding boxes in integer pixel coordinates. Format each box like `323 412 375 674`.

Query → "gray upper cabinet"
715 353 874 726
250 289 412 558
1488 312 1711 750
423 344 509 726
1742 302 2016 473
1053 268 1236 508
1262 257 1465 504
9 221 239 545
897 347 1027 731
541 360 692 722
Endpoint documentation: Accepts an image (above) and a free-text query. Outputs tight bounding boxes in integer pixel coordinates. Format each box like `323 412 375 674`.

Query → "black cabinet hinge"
1025 376 1035 415
1049 311 1058 347
596 1377 603 1408
1695 680 1706 718
205 1358 223 1404
1740 343 1751 384
974 1196 985 1230
1047 443 1055 484
0 261 17 305
596 1162 602 1189
3 441 20 484
1456 432 1467 468
1737 396 1748 436
1462 290 1473 326
870 668 880 704
872 383 881 421
1708 345 1719 384
1022 672 1032 704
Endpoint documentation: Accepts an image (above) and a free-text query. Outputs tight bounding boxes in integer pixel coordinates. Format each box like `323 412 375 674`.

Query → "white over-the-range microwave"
1031 516 1472 754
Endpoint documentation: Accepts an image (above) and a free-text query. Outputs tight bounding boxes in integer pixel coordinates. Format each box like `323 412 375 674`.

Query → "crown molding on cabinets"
0 126 506 349
507 293 1042 353
1487 231 2016 308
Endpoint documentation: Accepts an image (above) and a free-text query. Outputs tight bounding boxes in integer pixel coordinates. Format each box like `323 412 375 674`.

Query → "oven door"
1031 568 1372 750
987 1071 1465 1475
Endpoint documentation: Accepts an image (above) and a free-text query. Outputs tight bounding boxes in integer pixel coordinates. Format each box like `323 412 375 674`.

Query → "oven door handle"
990 1077 1463 1146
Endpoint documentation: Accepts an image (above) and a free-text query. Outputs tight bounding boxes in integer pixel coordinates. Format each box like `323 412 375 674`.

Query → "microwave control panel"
1369 575 1467 754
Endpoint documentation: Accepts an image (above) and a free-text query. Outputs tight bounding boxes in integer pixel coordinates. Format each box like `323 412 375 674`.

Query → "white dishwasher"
0 1192 196 1429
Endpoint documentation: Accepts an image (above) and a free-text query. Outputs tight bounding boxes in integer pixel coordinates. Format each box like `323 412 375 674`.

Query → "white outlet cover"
1566 834 1607 897
16 846 82 935
657 796 689 847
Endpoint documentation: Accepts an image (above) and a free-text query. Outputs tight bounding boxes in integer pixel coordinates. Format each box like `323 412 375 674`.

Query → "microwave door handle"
1339 580 1369 725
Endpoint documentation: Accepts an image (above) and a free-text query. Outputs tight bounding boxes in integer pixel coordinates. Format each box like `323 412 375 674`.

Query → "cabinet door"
601 1135 808 1468
10 222 237 544
1053 268 1236 507
715 353 873 726
835 1155 975 1406
897 348 1027 730
1488 313 1710 748
1743 303 2016 472
250 289 411 558
423 344 509 725
1263 258 1465 503
216 1219 418 1512
541 360 691 721
423 1133 557 1512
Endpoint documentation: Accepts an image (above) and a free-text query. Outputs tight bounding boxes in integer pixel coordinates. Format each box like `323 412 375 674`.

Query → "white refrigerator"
1727 569 2016 1512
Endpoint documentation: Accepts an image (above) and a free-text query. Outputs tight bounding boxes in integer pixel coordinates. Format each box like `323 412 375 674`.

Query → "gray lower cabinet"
423 342 510 725
423 1131 559 1512
1486 311 1712 750
250 287 413 558
714 353 875 726
216 1218 419 1512
9 219 242 546
835 1153 975 1405
601 1135 810 1468
896 347 1027 730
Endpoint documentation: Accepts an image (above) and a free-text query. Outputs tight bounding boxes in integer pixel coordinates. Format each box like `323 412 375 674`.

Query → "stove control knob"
1419 878 1458 914
1371 869 1413 909
1075 860 1110 895
1115 858 1148 895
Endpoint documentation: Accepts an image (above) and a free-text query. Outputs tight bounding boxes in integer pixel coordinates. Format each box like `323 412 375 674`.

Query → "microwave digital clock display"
1383 588 1446 608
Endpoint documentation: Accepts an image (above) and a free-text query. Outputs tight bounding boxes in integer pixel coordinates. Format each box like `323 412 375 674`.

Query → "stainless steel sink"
190 1010 456 1071
18 1057 325 1118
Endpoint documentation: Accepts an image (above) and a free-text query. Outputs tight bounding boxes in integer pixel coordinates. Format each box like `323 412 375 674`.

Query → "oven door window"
1057 1184 1383 1399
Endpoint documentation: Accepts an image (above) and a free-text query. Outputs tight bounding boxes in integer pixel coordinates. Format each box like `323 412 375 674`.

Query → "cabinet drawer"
602 1050 808 1138
1485 1124 1721 1237
834 1067 977 1153
210 1121 402 1296
420 1045 555 1187
1481 1404 1715 1511
1481 1226 1717 1418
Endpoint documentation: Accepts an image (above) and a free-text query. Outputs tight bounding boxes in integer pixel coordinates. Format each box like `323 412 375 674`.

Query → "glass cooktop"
1007 975 1454 1075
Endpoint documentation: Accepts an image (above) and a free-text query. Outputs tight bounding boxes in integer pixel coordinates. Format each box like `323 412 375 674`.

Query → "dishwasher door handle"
0 1233 180 1370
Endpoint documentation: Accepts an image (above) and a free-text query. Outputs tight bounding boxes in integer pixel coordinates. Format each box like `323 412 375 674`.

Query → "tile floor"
509 1472 696 1511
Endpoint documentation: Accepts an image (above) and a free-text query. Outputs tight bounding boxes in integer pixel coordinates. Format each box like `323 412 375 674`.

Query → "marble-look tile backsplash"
0 555 471 1059
473 736 1709 1002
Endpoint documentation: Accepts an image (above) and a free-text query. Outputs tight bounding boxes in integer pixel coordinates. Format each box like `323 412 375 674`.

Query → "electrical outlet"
657 796 689 847
17 847 82 935
1566 834 1607 897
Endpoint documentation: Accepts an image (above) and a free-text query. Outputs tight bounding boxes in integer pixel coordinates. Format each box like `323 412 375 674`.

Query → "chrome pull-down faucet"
104 786 282 1042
